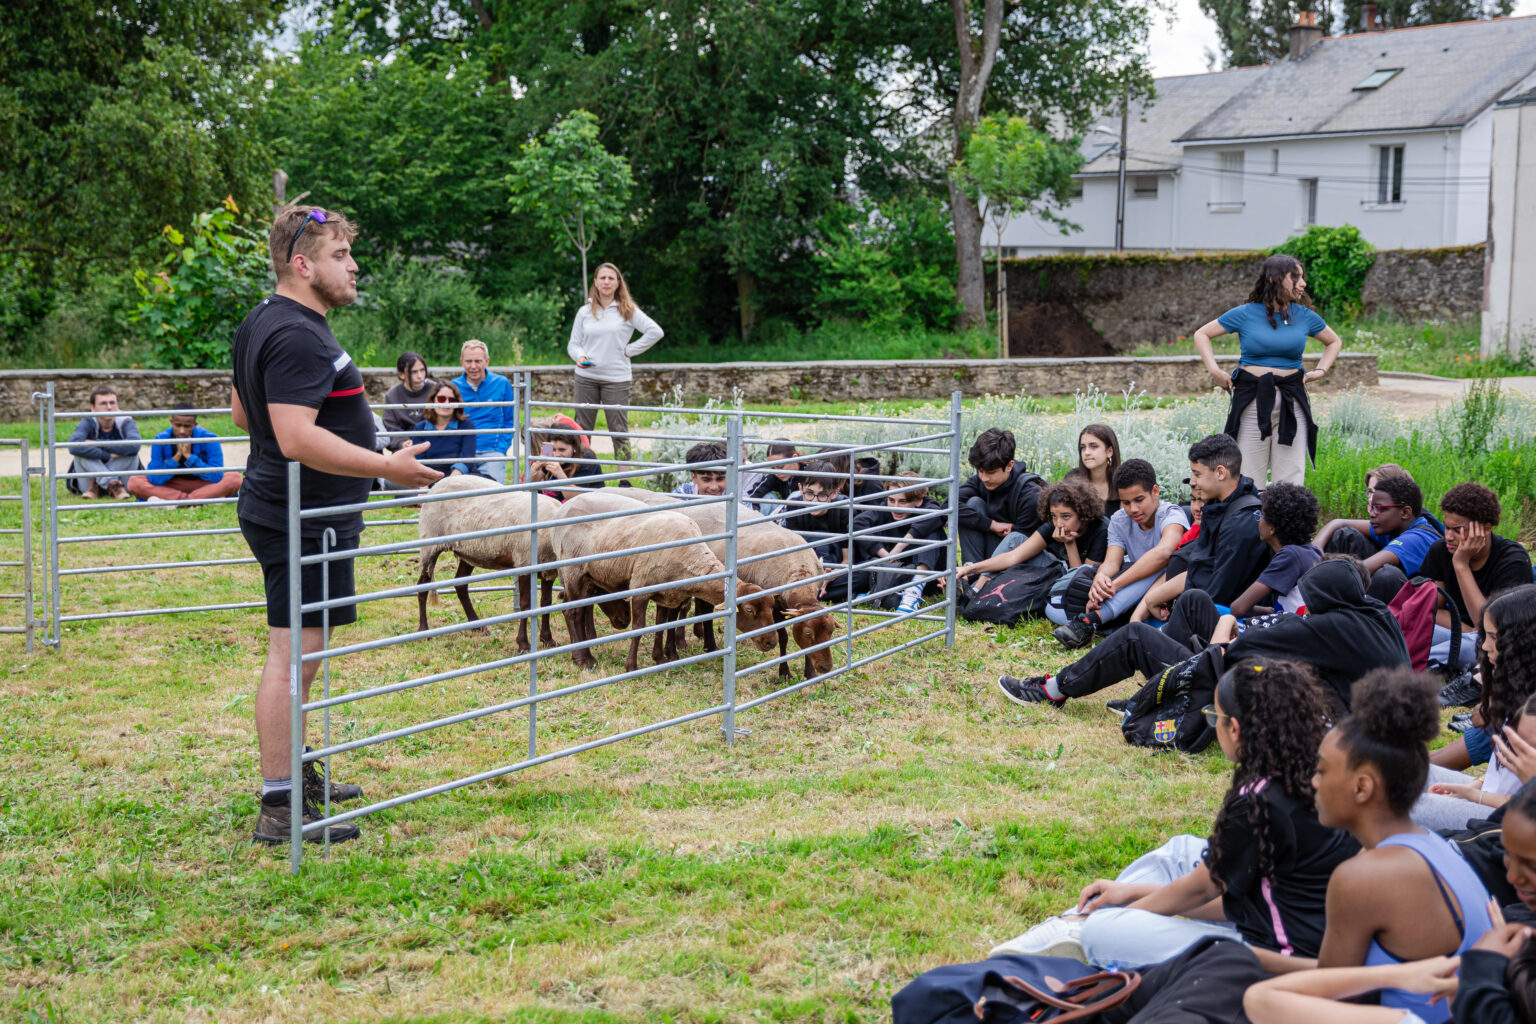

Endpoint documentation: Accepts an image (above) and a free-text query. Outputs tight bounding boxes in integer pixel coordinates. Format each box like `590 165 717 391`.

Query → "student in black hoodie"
956 428 1043 566
997 555 1408 710
851 471 948 612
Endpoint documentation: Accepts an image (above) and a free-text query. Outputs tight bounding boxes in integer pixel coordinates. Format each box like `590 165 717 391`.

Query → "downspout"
1442 128 1454 246
1169 170 1180 252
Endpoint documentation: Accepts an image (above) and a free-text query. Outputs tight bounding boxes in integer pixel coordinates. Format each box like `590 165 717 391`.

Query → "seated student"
955 477 1107 592
409 380 484 479
998 555 1409 712
528 428 605 500
746 439 799 516
380 350 436 451
1145 481 1320 624
852 471 947 613
852 455 883 501
1062 423 1122 518
955 428 1043 565
126 409 243 503
1314 473 1442 580
994 659 1360 972
1418 691 1536 831
783 458 853 602
1303 668 1493 1024
1048 458 1188 647
671 441 729 498
66 385 142 499
1418 483 1535 669
1430 585 1536 774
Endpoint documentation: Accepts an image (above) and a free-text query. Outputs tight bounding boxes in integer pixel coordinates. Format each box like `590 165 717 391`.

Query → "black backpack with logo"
1120 645 1225 753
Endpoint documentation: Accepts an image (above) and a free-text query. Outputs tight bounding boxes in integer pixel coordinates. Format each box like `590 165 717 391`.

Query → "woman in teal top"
1191 254 1343 487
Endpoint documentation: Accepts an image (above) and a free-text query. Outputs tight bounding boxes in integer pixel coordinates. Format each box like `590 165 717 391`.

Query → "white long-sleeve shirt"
567 301 664 383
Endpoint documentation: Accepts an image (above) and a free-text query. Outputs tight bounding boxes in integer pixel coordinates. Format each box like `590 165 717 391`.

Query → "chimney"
1362 2 1382 30
1289 10 1323 59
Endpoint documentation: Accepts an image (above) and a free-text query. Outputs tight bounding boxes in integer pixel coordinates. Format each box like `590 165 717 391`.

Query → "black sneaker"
252 793 361 846
956 577 979 612
1448 712 1474 734
302 753 364 804
1439 669 1482 710
1105 698 1130 714
997 674 1065 707
1053 617 1095 650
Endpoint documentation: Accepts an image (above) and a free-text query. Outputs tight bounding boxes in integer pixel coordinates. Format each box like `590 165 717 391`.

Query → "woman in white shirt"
567 263 664 479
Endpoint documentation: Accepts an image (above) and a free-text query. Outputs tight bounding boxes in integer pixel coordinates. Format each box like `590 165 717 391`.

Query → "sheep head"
787 603 837 679
734 582 778 652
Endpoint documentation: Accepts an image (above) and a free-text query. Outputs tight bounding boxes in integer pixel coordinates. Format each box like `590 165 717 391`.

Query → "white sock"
1043 675 1064 700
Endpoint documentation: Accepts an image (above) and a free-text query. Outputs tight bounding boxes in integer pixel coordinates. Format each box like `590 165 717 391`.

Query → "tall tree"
1198 0 1334 66
1336 0 1513 32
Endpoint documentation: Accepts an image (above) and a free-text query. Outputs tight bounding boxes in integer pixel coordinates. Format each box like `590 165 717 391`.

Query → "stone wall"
995 244 1485 354
0 354 1376 420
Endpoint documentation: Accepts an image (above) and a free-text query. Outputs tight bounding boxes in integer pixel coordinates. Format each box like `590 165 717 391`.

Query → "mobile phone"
541 442 554 457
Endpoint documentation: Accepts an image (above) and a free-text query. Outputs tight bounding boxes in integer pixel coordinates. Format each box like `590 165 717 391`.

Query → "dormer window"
1354 68 1402 90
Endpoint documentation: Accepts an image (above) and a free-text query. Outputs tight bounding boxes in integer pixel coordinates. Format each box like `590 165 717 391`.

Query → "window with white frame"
1131 175 1158 199
1213 151 1244 207
1374 145 1404 204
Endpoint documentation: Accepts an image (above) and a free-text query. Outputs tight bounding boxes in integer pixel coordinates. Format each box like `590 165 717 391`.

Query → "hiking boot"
83 482 103 500
252 793 361 846
107 481 129 500
997 674 1064 708
1439 669 1482 709
1053 617 1095 650
302 753 364 804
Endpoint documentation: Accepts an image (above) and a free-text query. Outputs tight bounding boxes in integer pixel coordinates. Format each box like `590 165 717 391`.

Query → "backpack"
892 953 1141 1024
1388 576 1462 672
962 561 1065 625
1121 645 1225 753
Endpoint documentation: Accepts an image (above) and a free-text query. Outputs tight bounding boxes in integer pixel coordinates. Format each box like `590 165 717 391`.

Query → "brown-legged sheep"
549 491 775 672
416 474 563 652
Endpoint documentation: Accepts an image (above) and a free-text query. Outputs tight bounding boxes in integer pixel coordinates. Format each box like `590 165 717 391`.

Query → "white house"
996 15 1536 254
1484 85 1536 358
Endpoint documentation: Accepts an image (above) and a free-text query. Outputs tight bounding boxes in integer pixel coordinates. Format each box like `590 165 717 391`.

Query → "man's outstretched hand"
383 441 445 488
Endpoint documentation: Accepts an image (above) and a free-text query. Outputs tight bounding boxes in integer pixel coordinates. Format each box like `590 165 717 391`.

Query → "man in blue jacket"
451 339 515 484
127 409 243 504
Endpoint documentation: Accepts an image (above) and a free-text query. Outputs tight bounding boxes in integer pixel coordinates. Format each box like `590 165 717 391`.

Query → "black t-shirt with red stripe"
232 295 375 537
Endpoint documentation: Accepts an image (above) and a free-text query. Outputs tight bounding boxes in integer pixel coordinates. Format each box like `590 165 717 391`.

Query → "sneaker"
302 753 364 804
1105 697 1130 714
108 481 129 500
1439 669 1482 709
82 482 103 500
956 577 979 611
1053 617 1095 650
997 674 1064 707
1448 711 1474 734
988 915 1085 960
897 584 924 614
252 792 361 846
145 495 168 504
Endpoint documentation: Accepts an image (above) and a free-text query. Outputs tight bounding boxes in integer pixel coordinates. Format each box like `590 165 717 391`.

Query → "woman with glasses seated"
990 659 1359 972
411 381 485 479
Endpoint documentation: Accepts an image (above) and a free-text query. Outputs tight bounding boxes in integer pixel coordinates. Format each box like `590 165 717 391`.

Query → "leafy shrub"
810 196 959 331
1268 224 1375 319
130 199 271 369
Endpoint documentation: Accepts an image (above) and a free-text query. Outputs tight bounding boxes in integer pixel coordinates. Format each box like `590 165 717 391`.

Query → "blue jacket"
145 424 225 484
451 371 515 455
411 418 483 477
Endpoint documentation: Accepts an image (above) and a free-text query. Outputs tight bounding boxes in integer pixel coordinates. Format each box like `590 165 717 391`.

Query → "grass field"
0 483 1243 1024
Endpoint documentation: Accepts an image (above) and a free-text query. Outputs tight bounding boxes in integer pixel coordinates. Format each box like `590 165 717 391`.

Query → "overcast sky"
1147 0 1536 77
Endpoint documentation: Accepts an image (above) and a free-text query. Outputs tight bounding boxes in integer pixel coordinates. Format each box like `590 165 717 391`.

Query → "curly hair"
1206 658 1332 893
1337 667 1442 817
1037 477 1104 526
1440 482 1502 528
1475 585 1536 736
1372 474 1423 517
1112 458 1158 494
1246 254 1310 330
1260 481 1320 548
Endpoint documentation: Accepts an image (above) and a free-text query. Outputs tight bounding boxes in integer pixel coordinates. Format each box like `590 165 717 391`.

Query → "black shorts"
240 519 360 629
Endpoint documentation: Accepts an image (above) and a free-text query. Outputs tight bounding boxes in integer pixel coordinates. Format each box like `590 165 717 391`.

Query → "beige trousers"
1234 397 1306 488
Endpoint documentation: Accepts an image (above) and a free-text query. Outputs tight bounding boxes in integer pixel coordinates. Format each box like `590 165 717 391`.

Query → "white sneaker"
988 915 1085 961
897 584 923 614
145 496 168 504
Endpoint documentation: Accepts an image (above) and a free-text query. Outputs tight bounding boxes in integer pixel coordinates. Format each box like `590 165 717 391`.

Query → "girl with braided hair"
990 658 1358 970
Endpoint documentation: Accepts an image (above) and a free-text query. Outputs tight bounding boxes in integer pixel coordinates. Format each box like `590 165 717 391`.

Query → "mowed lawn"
5 488 1240 1023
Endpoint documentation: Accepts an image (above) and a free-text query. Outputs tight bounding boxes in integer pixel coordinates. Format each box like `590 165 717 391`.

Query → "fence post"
945 390 962 649
511 371 525 487
721 415 740 745
320 527 335 856
527 474 540 761
44 383 60 648
844 452 855 672
287 460 304 874
20 438 33 653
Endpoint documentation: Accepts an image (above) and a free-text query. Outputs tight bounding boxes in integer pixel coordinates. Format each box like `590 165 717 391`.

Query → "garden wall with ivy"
994 243 1484 354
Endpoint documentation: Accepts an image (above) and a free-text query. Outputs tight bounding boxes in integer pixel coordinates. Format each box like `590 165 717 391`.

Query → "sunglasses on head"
285 209 328 263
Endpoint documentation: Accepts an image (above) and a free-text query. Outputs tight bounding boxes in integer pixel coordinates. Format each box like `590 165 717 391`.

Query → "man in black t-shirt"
1418 483 1535 667
233 205 442 847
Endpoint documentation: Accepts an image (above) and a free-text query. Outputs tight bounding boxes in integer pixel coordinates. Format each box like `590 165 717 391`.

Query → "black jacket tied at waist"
1222 368 1317 466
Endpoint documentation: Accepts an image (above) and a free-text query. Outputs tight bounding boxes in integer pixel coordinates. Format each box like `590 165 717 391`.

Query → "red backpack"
1388 576 1462 671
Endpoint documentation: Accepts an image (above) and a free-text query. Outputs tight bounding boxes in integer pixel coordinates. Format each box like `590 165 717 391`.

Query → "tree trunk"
947 0 1004 331
737 270 757 342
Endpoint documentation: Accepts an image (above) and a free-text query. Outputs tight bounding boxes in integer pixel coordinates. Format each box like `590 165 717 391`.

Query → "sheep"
549 491 776 673
415 474 565 653
646 500 838 681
